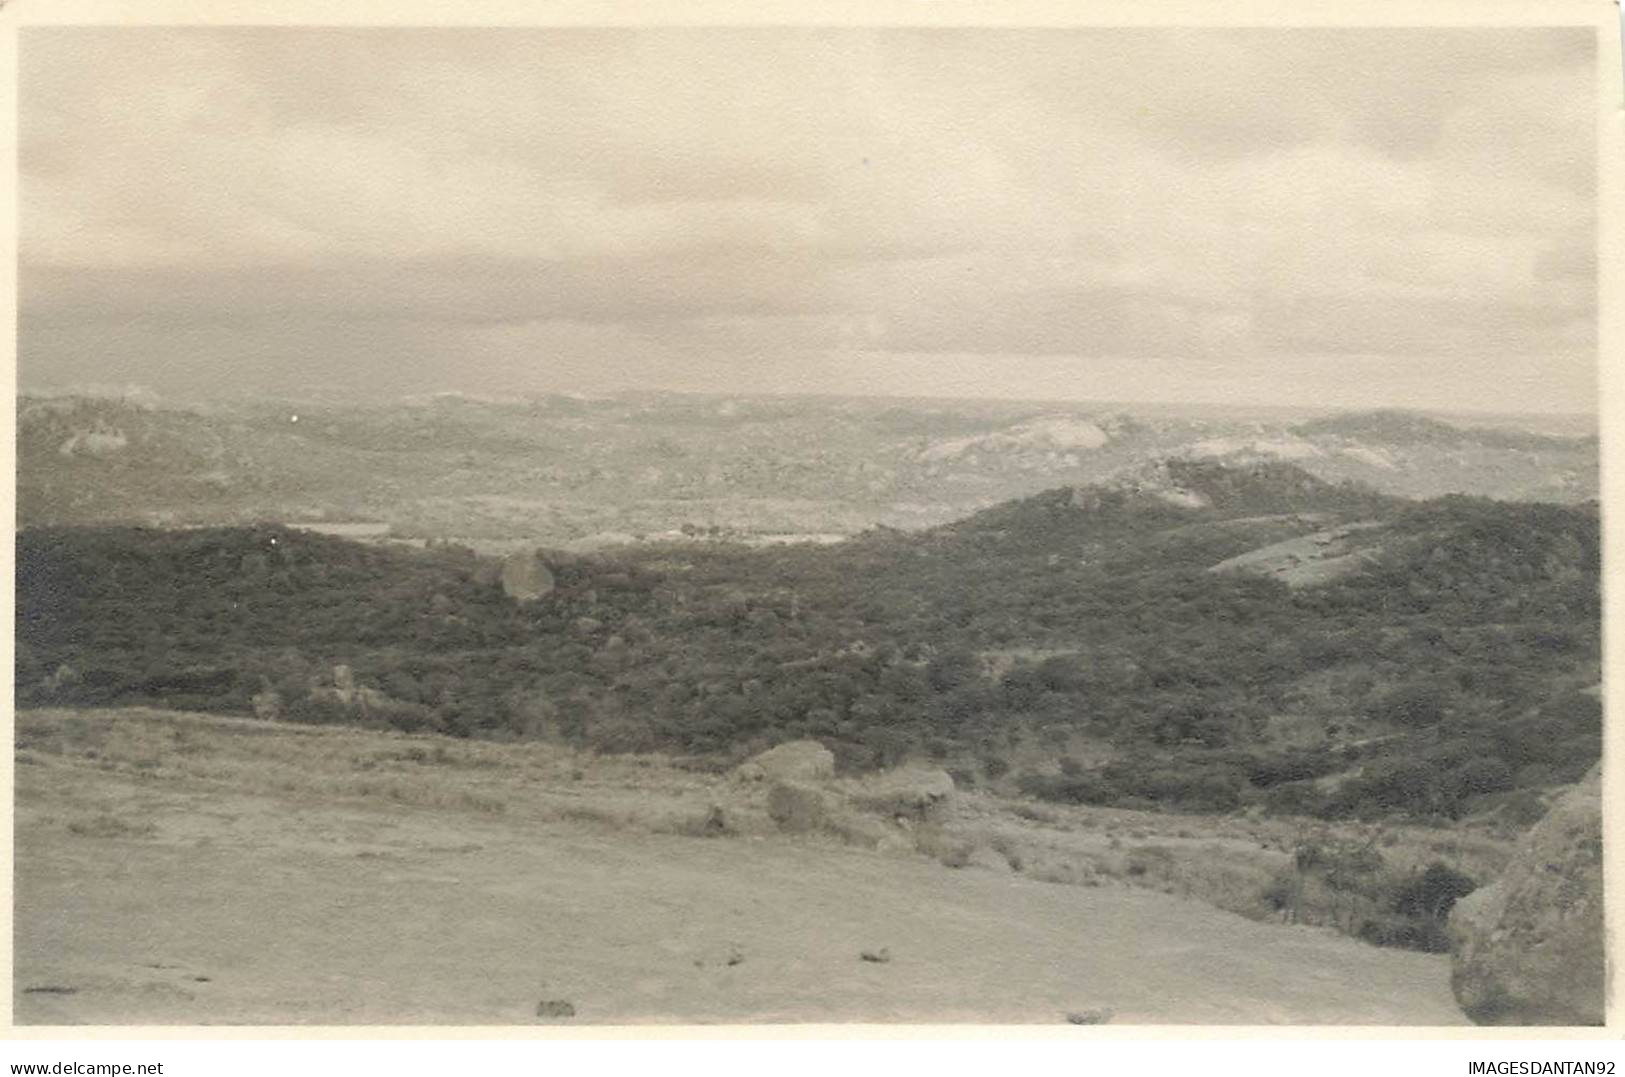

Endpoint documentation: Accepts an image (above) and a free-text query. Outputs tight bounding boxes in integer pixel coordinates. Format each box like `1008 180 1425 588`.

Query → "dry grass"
911 824 976 868
13 708 694 828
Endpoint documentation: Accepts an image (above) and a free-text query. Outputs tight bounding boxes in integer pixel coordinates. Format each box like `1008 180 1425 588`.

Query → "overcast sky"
20 27 1598 413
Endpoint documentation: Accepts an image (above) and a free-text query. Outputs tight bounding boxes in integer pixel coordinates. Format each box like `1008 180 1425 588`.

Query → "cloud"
1253 293 1594 358
23 244 852 331
18 26 1598 412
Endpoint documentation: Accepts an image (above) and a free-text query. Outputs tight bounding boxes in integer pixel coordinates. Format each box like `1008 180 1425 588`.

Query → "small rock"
1066 1008 1114 1025
693 941 745 968
859 947 892 964
535 999 576 1019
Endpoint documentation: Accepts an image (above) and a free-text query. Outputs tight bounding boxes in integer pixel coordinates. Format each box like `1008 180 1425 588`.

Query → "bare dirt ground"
14 708 1468 1026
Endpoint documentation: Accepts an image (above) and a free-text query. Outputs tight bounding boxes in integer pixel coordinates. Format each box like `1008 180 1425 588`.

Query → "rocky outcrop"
844 766 956 823
749 749 957 846
736 740 836 783
1449 765 1606 1025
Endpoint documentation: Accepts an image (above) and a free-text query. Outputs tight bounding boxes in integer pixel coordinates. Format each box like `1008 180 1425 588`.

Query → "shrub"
584 718 660 755
1012 803 1059 824
1496 789 1549 829
66 813 157 839
1368 682 1450 727
1390 861 1477 921
1261 866 1298 915
1356 913 1454 953
1264 781 1327 816
1447 757 1514 799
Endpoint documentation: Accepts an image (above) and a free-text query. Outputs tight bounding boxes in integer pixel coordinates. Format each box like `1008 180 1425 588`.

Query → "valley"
19 392 1598 548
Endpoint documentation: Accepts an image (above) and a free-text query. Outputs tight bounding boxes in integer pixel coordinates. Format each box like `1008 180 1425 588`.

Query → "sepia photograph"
9 3 1614 1037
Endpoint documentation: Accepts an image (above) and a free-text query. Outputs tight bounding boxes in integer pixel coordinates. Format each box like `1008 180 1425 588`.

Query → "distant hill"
1292 409 1591 452
16 395 381 528
1294 409 1487 445
17 394 1599 544
933 461 1393 563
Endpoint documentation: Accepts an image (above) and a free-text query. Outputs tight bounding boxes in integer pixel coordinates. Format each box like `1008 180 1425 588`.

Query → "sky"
19 26 1599 413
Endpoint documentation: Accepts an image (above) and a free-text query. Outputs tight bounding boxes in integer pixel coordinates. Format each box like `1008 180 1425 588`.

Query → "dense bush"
1265 840 1479 954
15 471 1602 818
1391 862 1479 921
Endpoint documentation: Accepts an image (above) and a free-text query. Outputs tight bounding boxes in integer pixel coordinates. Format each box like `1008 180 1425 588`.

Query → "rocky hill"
17 393 1598 546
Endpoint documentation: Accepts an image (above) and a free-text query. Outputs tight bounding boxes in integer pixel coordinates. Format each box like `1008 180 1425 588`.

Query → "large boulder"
501 550 556 603
736 740 836 783
1449 765 1605 1025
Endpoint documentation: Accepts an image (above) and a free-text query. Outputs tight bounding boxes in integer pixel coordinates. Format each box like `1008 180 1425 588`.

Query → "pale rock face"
1339 444 1401 471
919 417 1109 461
1186 435 1321 461
500 550 556 602
737 740 837 783
1153 487 1210 509
1449 765 1605 1025
1017 418 1110 451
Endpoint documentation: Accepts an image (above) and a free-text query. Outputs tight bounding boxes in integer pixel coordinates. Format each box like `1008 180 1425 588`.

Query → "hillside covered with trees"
17 461 1601 825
